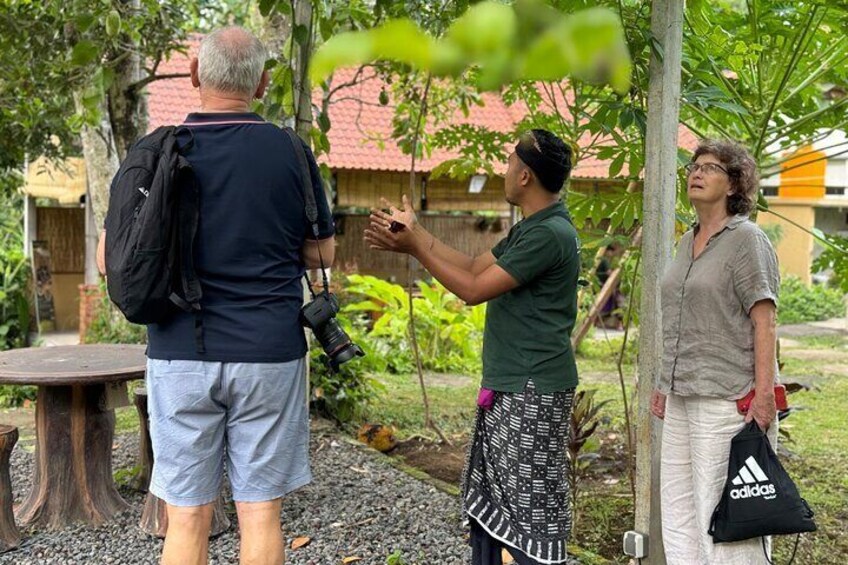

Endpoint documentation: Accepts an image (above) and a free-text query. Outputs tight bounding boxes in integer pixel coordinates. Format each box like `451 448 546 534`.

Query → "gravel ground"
2 429 471 564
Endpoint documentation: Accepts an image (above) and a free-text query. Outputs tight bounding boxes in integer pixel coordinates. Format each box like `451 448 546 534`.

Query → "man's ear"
254 70 270 99
521 167 533 187
190 58 200 88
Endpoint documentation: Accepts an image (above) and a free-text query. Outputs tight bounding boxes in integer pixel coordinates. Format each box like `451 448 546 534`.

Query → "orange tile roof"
147 38 697 179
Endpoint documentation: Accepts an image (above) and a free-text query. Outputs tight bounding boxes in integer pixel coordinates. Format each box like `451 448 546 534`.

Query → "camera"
300 291 364 372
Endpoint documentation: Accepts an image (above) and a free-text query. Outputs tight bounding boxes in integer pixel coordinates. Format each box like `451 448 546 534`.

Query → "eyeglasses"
684 162 729 176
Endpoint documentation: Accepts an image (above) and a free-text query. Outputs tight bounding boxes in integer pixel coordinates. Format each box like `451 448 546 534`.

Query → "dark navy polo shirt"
146 112 334 362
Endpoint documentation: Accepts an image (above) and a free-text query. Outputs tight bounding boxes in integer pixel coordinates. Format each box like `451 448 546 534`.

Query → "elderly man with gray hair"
98 26 335 565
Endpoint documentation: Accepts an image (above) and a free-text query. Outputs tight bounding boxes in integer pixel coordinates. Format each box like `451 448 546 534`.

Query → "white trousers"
661 393 778 565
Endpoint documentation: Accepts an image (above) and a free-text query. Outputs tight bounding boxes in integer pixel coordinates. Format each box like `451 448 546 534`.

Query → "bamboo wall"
334 213 509 284
334 169 510 212
35 207 85 330
35 207 85 273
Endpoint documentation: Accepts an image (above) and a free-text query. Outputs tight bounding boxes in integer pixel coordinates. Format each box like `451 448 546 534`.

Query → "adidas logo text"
729 456 777 500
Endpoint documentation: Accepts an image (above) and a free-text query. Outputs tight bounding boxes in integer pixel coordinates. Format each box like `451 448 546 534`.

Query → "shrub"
308 311 386 424
343 274 486 374
84 280 147 344
778 275 846 325
0 385 36 408
0 176 30 352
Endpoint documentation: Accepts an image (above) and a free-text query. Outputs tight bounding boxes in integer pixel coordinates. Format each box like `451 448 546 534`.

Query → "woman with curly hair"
651 140 780 564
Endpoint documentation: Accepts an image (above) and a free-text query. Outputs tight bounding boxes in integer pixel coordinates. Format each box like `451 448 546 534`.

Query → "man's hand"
650 389 666 420
365 195 425 254
745 389 776 431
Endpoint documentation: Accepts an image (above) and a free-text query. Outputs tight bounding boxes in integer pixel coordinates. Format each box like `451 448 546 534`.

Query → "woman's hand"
745 390 776 431
650 389 666 420
364 195 421 254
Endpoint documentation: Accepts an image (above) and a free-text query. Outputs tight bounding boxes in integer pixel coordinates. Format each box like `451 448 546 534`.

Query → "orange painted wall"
779 145 826 198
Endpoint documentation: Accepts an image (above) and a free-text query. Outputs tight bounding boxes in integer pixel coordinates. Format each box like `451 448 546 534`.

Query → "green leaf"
70 40 99 67
74 14 96 33
259 0 278 17
105 10 121 37
609 152 625 178
293 24 309 46
317 111 331 133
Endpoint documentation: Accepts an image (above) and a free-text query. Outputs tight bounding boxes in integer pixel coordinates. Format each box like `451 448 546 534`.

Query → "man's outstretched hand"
365 195 421 254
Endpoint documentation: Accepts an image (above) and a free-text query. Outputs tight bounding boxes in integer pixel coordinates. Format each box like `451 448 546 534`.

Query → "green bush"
308 311 386 424
343 274 486 374
778 275 846 325
1 176 30 352
0 384 36 407
306 274 487 424
84 280 147 344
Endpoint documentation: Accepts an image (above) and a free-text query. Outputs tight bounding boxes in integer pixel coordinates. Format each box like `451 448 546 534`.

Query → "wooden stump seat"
134 387 230 538
0 425 20 552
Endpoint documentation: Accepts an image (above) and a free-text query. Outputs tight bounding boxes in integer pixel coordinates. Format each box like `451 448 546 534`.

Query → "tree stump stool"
0 425 20 552
134 387 230 538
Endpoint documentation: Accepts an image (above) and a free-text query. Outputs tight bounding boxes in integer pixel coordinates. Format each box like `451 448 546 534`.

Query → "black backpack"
104 126 204 350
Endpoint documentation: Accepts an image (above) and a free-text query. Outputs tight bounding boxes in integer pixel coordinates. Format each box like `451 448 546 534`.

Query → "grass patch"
787 334 848 351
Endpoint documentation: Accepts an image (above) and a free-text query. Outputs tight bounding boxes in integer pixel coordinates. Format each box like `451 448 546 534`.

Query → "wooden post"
132 387 154 492
0 425 20 552
635 0 684 562
16 385 129 529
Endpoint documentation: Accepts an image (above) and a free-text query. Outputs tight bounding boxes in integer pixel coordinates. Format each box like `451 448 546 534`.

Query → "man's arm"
97 230 106 275
365 225 517 305
413 224 496 275
413 243 518 305
302 236 336 269
370 205 496 275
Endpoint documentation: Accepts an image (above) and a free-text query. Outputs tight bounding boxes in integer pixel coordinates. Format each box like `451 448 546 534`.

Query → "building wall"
35 207 85 331
334 169 509 212
757 202 816 284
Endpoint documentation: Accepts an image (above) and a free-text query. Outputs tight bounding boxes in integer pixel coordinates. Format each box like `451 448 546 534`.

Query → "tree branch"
128 73 191 93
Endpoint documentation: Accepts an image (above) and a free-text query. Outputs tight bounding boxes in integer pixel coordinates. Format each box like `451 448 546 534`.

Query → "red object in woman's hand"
389 220 406 233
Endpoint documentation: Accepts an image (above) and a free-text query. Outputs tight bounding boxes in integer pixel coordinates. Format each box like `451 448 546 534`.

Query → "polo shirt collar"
184 112 265 124
519 200 567 229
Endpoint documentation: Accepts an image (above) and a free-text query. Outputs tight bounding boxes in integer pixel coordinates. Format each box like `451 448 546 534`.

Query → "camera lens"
315 318 365 371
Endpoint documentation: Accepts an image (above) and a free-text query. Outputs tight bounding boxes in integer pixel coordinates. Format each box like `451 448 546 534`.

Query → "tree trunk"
16 385 129 529
635 0 684 562
293 0 315 141
0 425 20 553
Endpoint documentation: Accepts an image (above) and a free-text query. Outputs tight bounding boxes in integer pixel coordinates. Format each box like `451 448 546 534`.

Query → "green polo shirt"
481 201 580 394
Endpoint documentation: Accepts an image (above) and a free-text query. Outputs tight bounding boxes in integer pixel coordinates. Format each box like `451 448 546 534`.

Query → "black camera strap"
283 127 330 298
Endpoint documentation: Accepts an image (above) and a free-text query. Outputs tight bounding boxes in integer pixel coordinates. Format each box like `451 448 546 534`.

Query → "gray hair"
198 27 267 95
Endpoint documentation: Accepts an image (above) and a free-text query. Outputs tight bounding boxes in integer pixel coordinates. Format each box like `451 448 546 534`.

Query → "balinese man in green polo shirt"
365 129 580 565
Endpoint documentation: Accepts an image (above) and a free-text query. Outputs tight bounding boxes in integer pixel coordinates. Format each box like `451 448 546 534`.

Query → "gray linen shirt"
657 214 780 399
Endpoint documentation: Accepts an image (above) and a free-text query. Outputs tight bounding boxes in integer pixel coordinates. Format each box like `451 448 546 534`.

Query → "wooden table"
0 344 146 529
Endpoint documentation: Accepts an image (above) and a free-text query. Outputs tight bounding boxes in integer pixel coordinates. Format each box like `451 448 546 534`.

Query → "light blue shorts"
145 358 311 506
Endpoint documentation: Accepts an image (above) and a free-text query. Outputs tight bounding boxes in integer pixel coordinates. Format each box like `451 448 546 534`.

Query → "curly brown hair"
691 139 759 215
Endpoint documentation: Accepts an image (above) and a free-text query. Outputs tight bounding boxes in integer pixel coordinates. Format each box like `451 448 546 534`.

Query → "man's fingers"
402 194 412 211
370 209 393 225
379 197 401 215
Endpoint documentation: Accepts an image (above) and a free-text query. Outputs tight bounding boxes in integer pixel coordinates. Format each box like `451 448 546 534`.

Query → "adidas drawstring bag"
709 421 816 563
